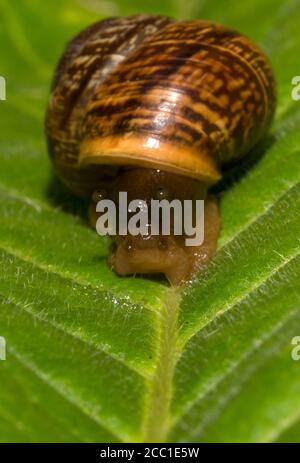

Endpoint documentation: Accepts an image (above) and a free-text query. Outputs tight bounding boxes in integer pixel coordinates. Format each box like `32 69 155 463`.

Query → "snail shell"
45 15 276 284
45 14 276 197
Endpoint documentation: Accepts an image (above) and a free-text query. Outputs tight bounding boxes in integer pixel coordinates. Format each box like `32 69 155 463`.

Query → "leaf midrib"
142 288 182 442
1 0 300 443
2 155 299 442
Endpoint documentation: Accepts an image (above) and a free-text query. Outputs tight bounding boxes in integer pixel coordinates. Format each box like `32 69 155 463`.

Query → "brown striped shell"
45 14 276 196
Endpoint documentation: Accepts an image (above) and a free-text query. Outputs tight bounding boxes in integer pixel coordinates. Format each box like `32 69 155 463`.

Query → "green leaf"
0 0 300 443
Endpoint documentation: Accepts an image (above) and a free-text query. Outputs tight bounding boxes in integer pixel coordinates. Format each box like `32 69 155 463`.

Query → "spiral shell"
46 14 276 196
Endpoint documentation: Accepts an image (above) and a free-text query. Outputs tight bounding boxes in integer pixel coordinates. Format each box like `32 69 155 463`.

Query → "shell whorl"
46 15 276 196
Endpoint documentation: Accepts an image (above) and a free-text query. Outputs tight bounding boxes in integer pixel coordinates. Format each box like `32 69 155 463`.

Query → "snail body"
45 15 276 284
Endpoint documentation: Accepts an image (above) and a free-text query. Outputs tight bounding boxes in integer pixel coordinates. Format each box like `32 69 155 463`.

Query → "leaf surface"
0 0 299 442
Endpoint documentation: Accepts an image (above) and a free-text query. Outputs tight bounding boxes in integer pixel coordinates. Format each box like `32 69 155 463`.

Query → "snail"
45 15 276 285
